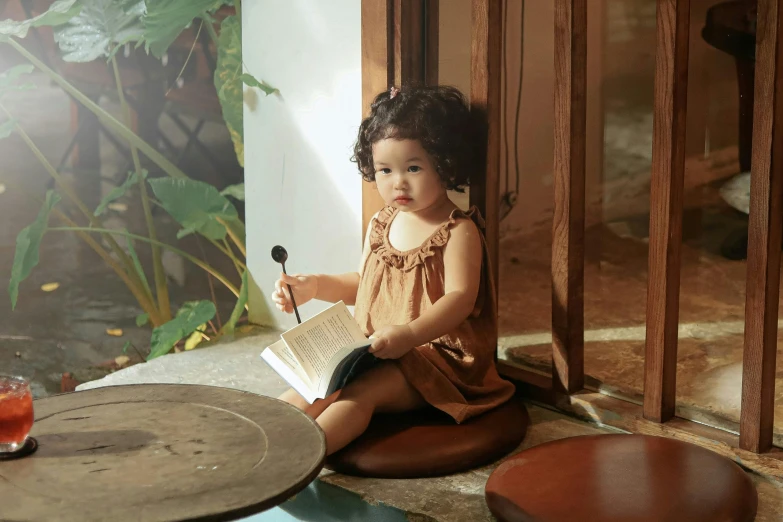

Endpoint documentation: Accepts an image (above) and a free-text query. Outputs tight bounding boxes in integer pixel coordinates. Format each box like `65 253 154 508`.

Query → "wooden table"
0 384 326 521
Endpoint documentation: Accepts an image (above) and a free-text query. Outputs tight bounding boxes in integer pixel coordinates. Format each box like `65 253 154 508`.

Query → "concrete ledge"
75 332 622 521
76 329 289 398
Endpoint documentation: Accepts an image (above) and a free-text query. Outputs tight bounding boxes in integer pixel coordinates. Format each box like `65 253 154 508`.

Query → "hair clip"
389 86 400 99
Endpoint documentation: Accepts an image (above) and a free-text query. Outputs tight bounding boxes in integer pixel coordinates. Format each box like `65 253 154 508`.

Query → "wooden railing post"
740 0 783 454
361 0 393 238
361 0 435 238
552 0 587 395
643 0 690 423
470 0 503 326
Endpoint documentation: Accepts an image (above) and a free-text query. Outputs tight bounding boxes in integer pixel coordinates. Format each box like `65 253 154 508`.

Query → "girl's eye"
377 168 391 175
408 166 421 173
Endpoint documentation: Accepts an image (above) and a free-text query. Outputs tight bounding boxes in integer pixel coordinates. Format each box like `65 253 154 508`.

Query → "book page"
281 301 368 383
261 341 316 403
267 339 310 385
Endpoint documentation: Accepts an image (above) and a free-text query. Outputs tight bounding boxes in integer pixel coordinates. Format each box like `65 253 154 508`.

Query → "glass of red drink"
0 375 34 453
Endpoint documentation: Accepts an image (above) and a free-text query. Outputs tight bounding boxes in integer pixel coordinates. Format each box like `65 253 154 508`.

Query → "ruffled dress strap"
369 205 486 272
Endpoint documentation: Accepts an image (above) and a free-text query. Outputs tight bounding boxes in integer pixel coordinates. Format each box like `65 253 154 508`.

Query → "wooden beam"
497 361 783 481
393 0 426 85
470 0 503 320
361 0 393 239
643 0 690 423
740 0 783 454
424 0 439 85
497 361 555 405
552 0 586 395
361 0 432 238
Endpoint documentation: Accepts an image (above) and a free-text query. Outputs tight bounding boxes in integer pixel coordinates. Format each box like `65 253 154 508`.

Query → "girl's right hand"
272 273 318 313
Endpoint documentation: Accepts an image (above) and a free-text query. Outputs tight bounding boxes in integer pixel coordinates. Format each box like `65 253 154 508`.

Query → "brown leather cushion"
325 397 530 478
485 434 758 522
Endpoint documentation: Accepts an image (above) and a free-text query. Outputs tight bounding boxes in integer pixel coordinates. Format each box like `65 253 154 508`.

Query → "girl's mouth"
395 196 412 204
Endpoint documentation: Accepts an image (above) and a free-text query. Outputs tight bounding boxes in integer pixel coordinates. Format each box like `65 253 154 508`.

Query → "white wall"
243 0 363 329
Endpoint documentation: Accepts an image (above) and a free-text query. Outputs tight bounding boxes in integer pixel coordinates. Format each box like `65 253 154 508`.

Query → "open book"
260 301 376 404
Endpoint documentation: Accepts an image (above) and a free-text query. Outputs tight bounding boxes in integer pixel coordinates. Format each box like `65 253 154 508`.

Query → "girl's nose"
393 173 407 189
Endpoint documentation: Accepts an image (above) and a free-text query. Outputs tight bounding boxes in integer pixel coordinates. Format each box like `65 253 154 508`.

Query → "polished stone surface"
498 204 783 444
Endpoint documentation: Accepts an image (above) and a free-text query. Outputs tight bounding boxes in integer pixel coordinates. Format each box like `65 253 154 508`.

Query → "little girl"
272 85 514 456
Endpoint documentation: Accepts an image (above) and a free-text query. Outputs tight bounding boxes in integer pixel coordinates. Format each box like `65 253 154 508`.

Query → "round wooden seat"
325 397 530 478
485 434 757 522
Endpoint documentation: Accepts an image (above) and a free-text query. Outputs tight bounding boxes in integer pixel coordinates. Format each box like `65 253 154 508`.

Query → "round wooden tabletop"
0 384 326 522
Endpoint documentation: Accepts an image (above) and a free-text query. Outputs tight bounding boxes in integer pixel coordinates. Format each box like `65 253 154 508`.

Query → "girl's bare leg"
315 362 425 455
278 388 341 419
278 388 310 411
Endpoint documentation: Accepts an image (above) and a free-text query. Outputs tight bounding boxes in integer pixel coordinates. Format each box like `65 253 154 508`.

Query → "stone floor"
78 335 783 521
496 191 783 443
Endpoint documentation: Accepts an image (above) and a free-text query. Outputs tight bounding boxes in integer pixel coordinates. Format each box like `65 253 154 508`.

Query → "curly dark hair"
351 85 479 193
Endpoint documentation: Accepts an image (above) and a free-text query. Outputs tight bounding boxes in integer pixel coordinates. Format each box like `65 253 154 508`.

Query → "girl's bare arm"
406 218 482 345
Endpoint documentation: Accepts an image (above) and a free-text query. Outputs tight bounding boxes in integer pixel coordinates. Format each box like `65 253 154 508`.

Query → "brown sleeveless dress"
354 205 515 423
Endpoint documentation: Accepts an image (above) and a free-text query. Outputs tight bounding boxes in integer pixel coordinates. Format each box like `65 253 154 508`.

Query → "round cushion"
325 397 529 478
485 434 758 522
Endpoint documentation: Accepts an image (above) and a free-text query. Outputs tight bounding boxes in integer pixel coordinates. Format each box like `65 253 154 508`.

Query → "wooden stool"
325 397 529 478
485 434 757 522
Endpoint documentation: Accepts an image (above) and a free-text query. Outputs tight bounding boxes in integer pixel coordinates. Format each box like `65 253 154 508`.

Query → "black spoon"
271 245 302 324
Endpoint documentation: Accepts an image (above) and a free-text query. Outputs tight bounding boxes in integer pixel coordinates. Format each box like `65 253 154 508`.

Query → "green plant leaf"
223 216 245 252
125 232 152 298
183 327 204 350
7 40 190 181
0 0 81 40
219 183 244 201
148 178 238 240
222 270 247 335
143 0 228 58
54 0 145 62
147 300 215 360
239 73 276 95
214 14 243 166
9 191 61 309
0 64 35 98
0 118 16 139
95 170 146 215
0 64 34 85
136 312 149 326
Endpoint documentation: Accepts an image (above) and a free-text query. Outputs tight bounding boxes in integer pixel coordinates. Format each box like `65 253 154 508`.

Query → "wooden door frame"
360 0 438 239
359 0 783 469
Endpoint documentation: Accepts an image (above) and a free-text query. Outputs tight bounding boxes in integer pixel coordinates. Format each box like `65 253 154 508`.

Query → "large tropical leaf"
219 182 243 201
54 0 145 62
143 0 227 58
147 300 215 359
0 65 35 98
0 118 16 139
9 191 61 309
214 14 243 166
0 0 81 40
214 15 276 168
240 73 276 95
147 177 238 240
95 169 146 215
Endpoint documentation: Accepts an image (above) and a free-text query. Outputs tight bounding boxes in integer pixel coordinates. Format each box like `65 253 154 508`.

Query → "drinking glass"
0 375 34 453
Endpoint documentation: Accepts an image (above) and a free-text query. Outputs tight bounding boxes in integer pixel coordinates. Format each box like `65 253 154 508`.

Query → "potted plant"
0 0 276 375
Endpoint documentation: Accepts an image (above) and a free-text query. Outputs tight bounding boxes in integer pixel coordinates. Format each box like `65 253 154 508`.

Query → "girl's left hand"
369 325 416 359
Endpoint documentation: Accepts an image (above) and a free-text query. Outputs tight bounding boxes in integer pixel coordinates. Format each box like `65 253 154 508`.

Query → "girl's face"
372 138 447 213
